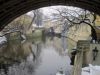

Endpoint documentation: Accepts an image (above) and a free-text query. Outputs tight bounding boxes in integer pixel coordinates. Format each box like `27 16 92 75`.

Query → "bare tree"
50 7 97 42
34 9 43 27
28 10 36 30
28 9 43 29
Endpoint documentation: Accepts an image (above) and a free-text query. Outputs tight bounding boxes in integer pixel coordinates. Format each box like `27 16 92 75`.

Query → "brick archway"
0 0 100 30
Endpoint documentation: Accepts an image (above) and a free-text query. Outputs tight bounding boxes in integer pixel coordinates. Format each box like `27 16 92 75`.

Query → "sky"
41 6 81 15
26 5 82 17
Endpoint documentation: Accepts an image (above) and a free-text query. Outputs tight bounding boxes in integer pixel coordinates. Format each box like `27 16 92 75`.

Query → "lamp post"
92 47 99 61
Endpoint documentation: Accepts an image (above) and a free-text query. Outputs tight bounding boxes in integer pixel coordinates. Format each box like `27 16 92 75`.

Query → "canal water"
0 36 76 75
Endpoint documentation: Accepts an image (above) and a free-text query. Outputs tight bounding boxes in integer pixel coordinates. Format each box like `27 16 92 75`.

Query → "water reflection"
0 36 75 75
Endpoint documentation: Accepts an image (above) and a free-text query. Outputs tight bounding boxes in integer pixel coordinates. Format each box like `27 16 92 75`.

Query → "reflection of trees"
0 40 42 75
0 41 25 64
22 43 42 75
45 37 66 56
45 37 75 56
61 37 68 51
27 42 42 62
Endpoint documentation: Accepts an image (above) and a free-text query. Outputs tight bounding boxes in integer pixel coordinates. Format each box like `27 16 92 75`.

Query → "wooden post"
72 40 90 75
73 46 83 75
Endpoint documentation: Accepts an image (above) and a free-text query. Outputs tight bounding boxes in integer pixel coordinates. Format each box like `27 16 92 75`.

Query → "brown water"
0 36 75 75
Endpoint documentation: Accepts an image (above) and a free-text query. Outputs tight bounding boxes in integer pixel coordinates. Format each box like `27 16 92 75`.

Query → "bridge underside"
0 0 100 30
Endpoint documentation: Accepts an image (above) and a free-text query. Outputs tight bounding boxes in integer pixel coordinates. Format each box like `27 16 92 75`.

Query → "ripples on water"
0 37 75 75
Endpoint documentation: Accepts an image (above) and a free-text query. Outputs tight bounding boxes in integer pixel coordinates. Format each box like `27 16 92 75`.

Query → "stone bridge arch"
0 0 100 30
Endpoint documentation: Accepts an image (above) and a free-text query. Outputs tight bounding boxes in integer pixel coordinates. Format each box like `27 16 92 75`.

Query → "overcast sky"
26 5 83 18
